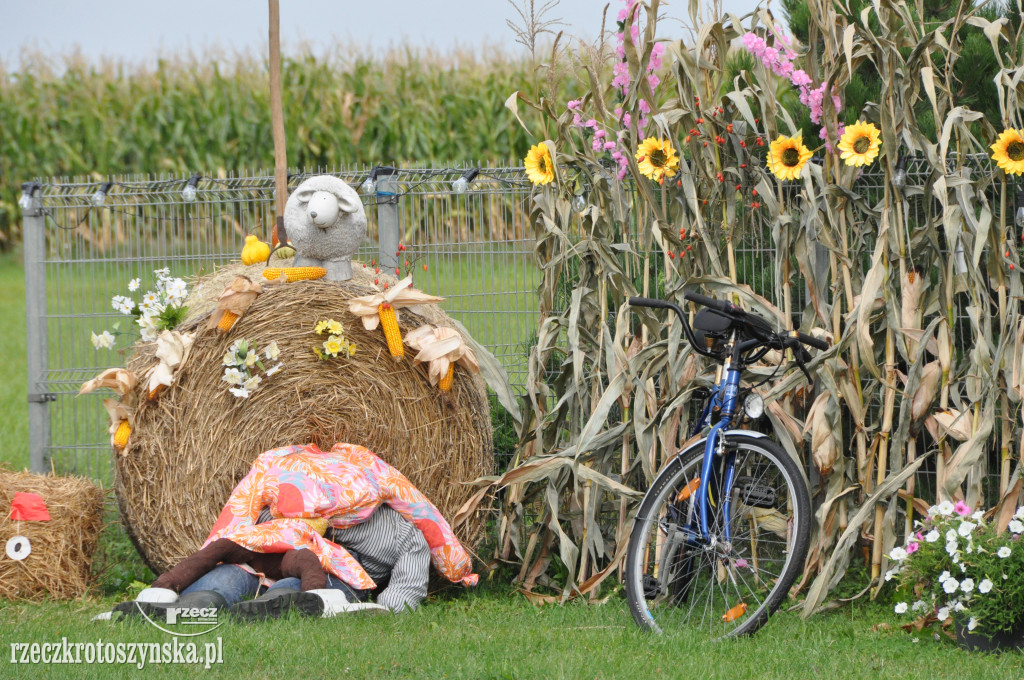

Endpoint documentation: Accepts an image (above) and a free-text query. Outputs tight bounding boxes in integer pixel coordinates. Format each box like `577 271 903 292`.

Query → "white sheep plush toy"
283 175 367 281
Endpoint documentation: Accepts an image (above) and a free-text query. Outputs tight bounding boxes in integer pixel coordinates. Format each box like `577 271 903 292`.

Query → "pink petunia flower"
954 501 972 517
906 542 920 555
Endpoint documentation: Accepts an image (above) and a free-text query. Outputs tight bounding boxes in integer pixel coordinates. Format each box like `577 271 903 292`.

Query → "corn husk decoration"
144 330 196 400
103 399 134 453
78 369 138 453
207 276 263 333
348 277 444 360
78 368 137 398
404 325 480 392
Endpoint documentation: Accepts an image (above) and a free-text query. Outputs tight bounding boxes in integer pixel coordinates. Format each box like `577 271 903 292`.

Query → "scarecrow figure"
113 443 476 620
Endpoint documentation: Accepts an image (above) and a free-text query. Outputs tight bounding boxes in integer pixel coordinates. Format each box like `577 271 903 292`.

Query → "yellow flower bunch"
312 318 356 360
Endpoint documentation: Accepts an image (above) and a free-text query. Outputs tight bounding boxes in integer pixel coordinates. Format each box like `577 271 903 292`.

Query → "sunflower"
635 138 680 182
837 121 881 167
524 143 555 185
767 134 813 181
990 129 1024 176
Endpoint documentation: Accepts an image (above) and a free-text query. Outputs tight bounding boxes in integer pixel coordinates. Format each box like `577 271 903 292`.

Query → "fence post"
377 169 400 272
22 185 52 474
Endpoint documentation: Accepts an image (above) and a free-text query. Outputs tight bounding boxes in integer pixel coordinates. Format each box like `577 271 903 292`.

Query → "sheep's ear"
336 193 362 214
293 189 314 203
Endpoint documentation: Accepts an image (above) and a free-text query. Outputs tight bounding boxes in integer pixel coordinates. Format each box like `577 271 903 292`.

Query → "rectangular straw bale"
0 468 106 600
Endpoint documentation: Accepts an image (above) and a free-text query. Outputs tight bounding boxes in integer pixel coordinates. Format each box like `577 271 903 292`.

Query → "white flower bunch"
890 501 1024 637
221 339 283 399
93 269 190 348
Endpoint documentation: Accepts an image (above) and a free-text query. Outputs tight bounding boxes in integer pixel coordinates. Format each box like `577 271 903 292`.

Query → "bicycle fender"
646 430 770 490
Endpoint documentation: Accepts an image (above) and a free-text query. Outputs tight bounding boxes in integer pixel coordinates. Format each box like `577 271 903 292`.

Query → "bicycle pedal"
737 479 776 508
642 574 662 600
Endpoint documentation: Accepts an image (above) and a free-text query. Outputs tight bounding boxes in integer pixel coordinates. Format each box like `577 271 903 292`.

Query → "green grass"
0 250 28 471
0 590 1019 679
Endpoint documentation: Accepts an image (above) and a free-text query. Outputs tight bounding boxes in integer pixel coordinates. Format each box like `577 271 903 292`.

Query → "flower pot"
954 618 1024 653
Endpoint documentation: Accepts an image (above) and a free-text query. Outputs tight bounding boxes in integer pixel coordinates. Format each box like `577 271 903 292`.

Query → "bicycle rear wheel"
624 434 810 637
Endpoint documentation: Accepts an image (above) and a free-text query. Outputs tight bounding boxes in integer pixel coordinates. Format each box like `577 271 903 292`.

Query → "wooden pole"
269 0 288 245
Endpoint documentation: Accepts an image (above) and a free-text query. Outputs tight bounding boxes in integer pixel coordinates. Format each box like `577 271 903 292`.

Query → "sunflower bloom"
990 129 1024 176
524 143 555 185
837 121 881 167
635 138 680 182
767 134 813 181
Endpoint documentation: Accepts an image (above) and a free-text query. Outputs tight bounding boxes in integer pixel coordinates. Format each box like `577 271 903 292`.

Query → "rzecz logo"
132 604 223 637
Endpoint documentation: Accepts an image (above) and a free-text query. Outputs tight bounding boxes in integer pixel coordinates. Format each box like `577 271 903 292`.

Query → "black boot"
228 588 324 621
113 590 228 622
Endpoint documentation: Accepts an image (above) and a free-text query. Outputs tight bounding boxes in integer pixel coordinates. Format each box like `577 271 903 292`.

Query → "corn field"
0 47 573 246
467 0 1024 613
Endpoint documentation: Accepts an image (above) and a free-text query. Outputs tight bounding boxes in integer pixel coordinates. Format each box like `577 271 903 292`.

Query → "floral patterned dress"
203 443 478 590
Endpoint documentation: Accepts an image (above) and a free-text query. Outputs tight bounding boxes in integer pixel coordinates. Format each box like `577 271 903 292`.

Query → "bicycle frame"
688 330 744 545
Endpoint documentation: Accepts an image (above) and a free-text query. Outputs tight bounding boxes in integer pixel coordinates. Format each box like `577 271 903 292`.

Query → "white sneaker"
307 589 390 617
135 587 179 603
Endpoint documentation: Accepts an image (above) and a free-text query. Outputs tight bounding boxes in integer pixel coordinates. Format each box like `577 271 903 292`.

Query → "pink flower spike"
954 501 971 517
906 542 920 555
603 141 617 150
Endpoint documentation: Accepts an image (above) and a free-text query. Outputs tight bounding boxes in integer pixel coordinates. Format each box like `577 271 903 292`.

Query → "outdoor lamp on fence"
360 166 397 196
18 182 40 210
452 168 479 194
91 182 113 207
181 173 201 202
891 154 908 191
572 192 588 213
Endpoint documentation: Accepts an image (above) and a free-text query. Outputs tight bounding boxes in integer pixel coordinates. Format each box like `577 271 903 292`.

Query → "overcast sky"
1 0 768 67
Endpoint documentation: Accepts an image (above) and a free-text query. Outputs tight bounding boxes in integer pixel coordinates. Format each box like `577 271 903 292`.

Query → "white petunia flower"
937 500 955 516
957 521 976 538
1014 506 1024 520
884 569 897 582
91 330 116 350
228 386 251 399
894 602 908 614
943 578 960 594
128 278 140 292
946 529 958 542
222 368 244 386
946 541 959 557
265 341 280 361
939 570 951 583
953 601 966 612
937 607 950 622
971 510 984 521
889 547 908 562
911 600 928 612
978 579 993 594
925 530 940 543
960 578 975 593
1008 519 1024 534
997 546 1012 558
967 617 978 631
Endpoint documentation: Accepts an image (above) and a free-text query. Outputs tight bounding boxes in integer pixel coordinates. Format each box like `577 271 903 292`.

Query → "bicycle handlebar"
793 331 828 351
682 291 737 315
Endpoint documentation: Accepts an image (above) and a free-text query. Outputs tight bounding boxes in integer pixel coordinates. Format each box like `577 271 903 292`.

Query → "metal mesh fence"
22 159 1023 494
24 165 540 484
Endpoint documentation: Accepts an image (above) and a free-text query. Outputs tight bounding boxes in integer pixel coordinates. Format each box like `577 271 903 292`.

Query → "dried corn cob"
378 303 404 359
217 310 239 332
262 267 327 282
113 421 131 449
439 364 455 392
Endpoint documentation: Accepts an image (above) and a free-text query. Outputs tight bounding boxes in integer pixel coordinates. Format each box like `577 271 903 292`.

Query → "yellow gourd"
241 235 271 265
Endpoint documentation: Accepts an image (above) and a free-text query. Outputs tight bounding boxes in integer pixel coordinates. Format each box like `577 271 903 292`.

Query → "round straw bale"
117 262 493 574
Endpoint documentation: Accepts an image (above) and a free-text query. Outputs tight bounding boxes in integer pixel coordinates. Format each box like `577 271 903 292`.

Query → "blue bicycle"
624 292 826 637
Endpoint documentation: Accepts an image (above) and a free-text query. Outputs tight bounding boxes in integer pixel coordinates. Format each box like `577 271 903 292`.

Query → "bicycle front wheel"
624 434 811 637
